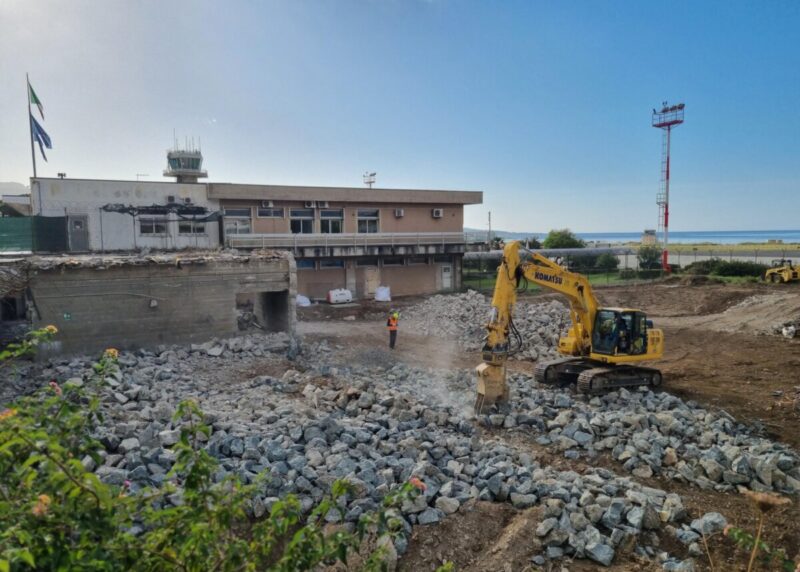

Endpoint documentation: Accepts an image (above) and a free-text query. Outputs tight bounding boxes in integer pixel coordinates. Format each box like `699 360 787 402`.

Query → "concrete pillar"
345 260 357 295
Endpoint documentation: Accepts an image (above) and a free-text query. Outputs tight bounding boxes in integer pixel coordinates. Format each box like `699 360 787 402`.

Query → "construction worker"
387 310 399 349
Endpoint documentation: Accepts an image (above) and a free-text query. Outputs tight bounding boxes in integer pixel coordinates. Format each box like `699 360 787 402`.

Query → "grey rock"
585 541 615 566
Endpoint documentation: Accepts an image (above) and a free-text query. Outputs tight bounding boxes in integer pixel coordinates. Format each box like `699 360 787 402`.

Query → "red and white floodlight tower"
652 102 685 272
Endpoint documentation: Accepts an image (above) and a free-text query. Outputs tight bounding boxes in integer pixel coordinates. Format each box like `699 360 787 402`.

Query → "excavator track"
576 366 663 394
534 357 592 386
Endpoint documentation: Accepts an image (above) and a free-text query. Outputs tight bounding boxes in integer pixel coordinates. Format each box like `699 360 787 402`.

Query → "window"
224 207 252 217
357 209 379 234
178 220 206 235
257 207 284 218
224 219 252 235
290 208 315 234
408 255 428 265
296 259 316 270
320 259 345 268
382 257 404 266
140 218 168 235
356 257 378 267
320 209 343 234
433 255 452 263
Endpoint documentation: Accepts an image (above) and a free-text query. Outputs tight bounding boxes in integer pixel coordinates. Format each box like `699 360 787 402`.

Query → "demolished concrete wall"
24 251 296 355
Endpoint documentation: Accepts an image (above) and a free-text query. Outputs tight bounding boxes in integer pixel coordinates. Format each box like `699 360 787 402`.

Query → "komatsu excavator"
475 241 664 413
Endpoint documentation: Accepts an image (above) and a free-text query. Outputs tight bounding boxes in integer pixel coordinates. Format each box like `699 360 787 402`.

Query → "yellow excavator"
475 241 664 413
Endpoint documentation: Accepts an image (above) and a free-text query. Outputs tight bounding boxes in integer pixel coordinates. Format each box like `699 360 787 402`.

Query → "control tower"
163 140 207 183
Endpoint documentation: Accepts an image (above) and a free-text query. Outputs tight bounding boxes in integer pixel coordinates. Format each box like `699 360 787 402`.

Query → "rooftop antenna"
363 171 376 189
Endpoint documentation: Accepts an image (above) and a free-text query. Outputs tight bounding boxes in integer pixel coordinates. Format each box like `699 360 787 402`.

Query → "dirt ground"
296 280 800 571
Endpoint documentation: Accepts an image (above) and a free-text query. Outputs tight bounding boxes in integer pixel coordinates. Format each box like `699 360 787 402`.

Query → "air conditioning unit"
167 195 176 204
183 197 193 205
260 200 274 208
432 208 444 219
304 201 316 208
317 201 329 208
394 208 405 218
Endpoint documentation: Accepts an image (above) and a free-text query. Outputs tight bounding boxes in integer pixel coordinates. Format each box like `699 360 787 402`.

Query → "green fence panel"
33 216 68 252
0 217 33 251
0 216 68 252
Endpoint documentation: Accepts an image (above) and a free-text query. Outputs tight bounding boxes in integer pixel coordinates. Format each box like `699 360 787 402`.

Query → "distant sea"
575 230 800 245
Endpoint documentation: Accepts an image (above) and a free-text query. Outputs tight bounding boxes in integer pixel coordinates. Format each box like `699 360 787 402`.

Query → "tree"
524 236 542 249
638 245 663 270
542 229 586 249
595 253 619 272
490 236 505 250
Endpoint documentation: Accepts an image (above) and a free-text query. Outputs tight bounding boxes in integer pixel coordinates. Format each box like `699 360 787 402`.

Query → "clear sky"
1 0 798 233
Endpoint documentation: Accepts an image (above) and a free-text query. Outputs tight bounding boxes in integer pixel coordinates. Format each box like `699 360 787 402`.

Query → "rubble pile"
489 373 800 495
8 339 775 568
403 290 569 360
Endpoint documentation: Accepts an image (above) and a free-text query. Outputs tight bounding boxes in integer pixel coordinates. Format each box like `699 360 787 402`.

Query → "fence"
0 216 68 253
462 252 662 293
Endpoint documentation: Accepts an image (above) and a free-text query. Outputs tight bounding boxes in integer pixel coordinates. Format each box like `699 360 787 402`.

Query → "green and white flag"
29 81 44 120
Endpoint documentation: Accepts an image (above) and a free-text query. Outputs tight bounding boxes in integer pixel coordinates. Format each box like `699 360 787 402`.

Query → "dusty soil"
297 280 800 571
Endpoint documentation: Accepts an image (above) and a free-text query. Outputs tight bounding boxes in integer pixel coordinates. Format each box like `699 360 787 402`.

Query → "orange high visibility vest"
387 316 398 331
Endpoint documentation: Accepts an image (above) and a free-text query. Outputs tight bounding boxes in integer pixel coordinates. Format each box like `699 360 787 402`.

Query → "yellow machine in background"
475 241 664 413
764 259 799 283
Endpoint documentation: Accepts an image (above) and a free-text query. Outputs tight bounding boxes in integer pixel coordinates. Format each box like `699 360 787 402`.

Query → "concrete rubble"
6 331 796 570
403 290 569 361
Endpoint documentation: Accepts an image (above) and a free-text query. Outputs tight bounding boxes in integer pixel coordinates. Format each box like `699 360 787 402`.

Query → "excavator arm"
485 241 599 358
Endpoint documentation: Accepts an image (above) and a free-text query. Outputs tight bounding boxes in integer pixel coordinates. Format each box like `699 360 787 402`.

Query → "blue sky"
1 0 798 233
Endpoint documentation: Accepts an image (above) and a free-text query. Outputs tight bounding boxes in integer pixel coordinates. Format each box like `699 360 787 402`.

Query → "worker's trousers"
389 330 397 349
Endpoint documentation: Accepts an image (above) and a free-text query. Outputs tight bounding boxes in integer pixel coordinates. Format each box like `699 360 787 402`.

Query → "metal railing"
227 231 466 249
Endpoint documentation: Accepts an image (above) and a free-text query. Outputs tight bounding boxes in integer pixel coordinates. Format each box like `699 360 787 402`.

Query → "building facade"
30 177 220 252
24 149 482 298
210 183 482 298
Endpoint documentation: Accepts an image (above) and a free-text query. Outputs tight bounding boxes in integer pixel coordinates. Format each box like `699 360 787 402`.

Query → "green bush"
684 258 722 275
595 253 620 272
637 245 662 270
713 260 768 277
684 258 767 277
0 349 443 572
618 268 636 280
637 269 662 280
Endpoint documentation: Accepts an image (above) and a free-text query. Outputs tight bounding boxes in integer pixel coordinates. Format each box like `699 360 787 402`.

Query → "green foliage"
684 258 767 277
542 229 585 249
523 236 541 249
595 253 619 272
724 527 796 571
712 260 768 277
0 350 438 572
618 268 636 280
637 245 663 270
0 326 58 368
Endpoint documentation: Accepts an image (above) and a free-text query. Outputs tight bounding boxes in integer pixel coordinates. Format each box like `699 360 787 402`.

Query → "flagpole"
27 73 37 178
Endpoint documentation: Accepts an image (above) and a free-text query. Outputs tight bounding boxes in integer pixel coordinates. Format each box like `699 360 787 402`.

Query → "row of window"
224 207 381 235
139 218 206 236
296 255 449 270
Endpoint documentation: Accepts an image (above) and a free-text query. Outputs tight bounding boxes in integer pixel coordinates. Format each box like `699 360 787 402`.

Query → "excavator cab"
591 309 649 357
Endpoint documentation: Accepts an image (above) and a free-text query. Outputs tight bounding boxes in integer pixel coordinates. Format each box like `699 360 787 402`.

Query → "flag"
30 115 52 162
28 82 44 120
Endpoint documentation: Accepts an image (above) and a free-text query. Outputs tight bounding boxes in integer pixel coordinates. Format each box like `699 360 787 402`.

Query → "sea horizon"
466 229 800 245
